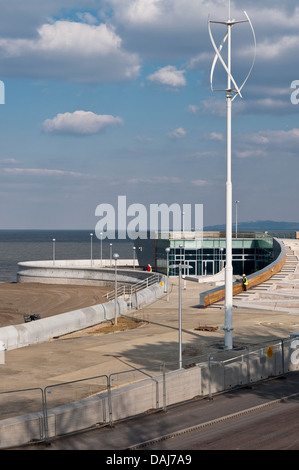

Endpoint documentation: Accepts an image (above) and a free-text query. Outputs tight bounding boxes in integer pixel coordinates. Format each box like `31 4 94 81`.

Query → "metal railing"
105 273 163 302
157 231 274 240
0 336 298 448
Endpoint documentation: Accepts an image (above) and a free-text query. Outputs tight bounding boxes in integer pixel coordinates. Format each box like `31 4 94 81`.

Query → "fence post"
162 363 166 412
208 354 213 399
281 338 285 375
108 376 113 427
246 348 251 386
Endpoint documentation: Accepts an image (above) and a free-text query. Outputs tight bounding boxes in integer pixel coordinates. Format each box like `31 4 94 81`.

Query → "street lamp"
52 238 56 266
133 246 136 269
100 232 103 267
113 253 119 325
165 247 170 301
90 233 93 266
110 243 113 267
235 200 240 238
220 247 224 270
179 243 187 290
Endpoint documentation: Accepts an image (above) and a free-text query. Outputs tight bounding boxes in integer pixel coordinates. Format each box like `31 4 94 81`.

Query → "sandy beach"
0 282 111 327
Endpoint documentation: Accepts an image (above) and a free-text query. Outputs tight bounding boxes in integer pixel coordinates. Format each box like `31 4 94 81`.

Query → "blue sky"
0 0 298 230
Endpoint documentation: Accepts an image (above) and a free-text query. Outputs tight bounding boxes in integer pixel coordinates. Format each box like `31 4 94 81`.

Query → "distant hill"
204 220 299 231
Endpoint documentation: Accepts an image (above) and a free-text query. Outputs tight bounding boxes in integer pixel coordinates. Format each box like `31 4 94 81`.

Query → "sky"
0 0 298 231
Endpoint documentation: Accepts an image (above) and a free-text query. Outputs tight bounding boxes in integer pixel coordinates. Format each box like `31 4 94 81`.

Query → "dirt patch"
0 282 112 327
53 316 147 339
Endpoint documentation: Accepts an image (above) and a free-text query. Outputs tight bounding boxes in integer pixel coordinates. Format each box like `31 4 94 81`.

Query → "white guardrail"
105 273 163 302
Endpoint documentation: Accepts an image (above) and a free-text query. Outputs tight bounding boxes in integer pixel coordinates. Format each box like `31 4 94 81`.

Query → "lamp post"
110 243 113 267
113 253 119 325
52 238 55 266
100 232 103 267
235 200 240 238
165 247 170 300
133 246 136 269
90 233 93 266
179 243 187 290
208 1 255 349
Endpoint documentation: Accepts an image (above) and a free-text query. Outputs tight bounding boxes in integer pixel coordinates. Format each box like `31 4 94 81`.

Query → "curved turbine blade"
210 31 228 92
208 19 242 97
231 11 256 102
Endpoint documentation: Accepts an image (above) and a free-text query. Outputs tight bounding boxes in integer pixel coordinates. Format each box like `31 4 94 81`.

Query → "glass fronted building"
154 231 274 277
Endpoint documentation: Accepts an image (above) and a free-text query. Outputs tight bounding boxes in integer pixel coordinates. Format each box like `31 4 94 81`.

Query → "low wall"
17 260 151 287
0 337 298 448
0 281 165 352
199 238 286 307
0 298 127 351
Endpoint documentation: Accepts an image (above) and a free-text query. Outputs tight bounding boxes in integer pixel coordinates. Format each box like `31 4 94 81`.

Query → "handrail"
105 273 162 301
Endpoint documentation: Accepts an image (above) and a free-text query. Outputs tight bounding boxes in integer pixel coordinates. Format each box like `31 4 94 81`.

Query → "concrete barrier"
0 298 127 351
0 277 165 351
17 261 150 286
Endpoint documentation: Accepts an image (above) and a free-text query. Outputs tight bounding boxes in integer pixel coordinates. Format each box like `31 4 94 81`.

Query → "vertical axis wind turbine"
208 0 256 349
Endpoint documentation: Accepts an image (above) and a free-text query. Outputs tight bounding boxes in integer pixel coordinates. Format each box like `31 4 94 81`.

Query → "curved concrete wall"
0 298 127 351
17 260 154 286
199 238 286 307
1 264 166 351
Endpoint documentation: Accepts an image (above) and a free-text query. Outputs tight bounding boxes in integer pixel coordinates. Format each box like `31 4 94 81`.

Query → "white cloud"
239 128 299 146
234 150 268 159
118 0 161 25
0 20 140 83
0 158 18 164
205 132 224 141
168 127 187 139
232 127 299 160
2 168 95 178
184 151 217 159
43 110 123 135
76 12 98 25
187 105 200 114
147 66 186 88
127 176 181 184
133 135 153 142
191 179 211 187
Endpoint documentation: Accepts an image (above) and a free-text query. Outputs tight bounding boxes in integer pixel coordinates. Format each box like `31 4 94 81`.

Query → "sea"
0 230 134 283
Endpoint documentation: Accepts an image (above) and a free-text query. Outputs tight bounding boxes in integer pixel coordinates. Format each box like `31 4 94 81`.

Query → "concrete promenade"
1 239 299 397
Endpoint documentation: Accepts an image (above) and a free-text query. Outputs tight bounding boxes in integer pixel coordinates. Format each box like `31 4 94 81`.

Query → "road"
18 371 299 451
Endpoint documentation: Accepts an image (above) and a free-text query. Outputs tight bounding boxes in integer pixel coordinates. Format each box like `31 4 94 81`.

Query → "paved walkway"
1 240 299 417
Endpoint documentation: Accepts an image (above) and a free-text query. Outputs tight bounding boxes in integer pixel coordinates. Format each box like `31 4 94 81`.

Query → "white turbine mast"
208 1 256 350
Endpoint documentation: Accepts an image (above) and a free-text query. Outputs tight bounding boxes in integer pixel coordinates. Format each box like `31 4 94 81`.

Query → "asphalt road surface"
18 370 299 451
